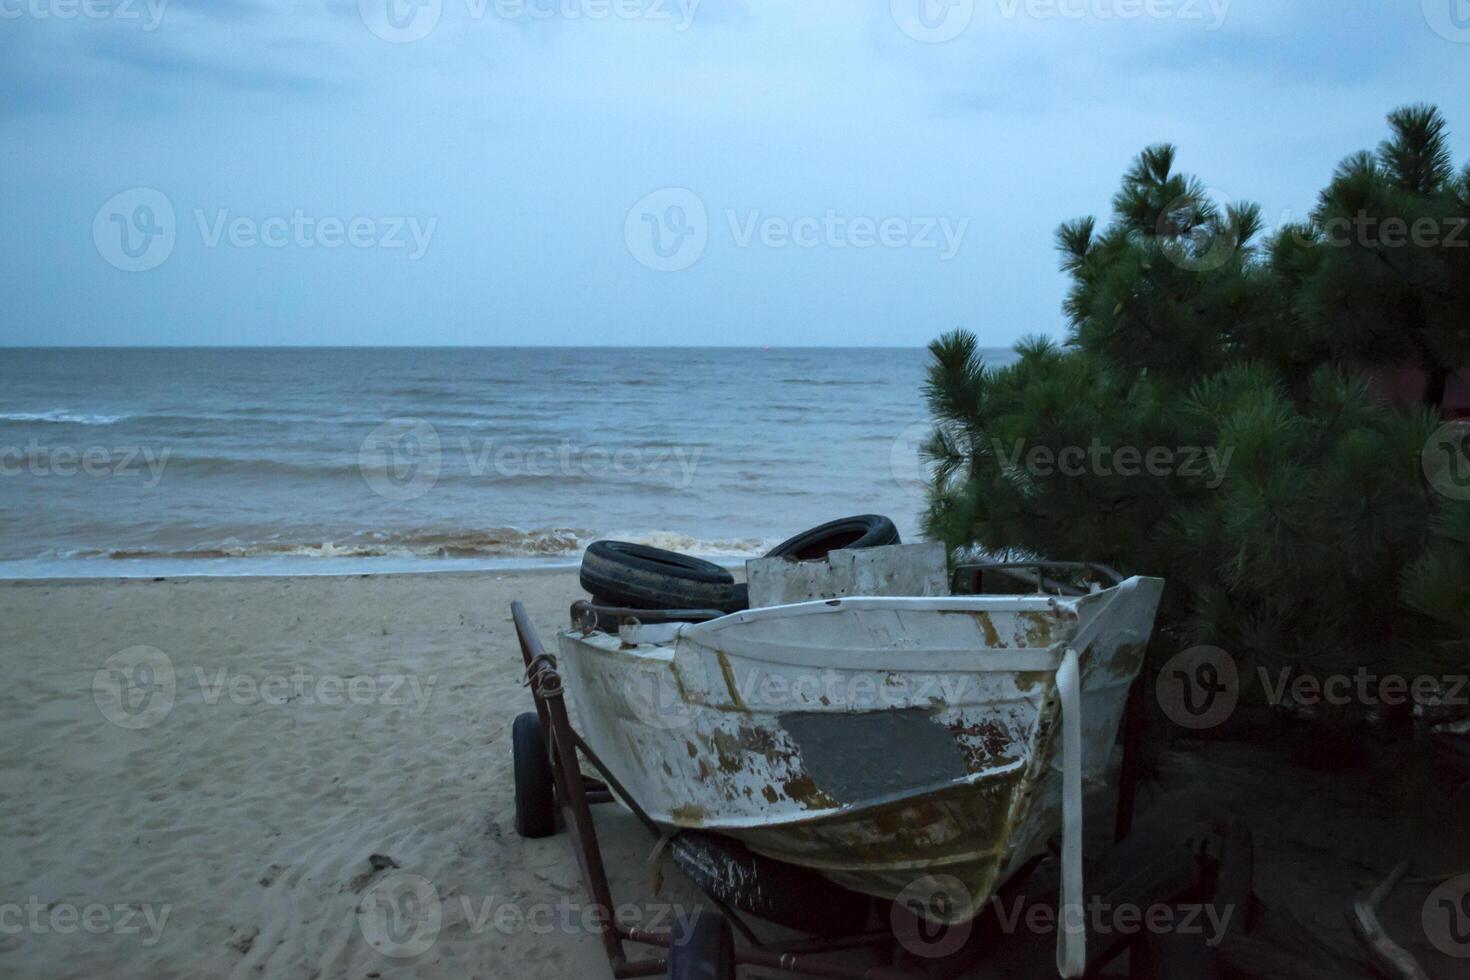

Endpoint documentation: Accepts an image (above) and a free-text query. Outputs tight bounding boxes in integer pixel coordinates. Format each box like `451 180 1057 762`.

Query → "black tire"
512 712 556 839
667 909 735 980
580 541 745 613
766 514 900 562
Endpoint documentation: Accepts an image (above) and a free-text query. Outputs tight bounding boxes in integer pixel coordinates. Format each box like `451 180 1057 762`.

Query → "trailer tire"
766 514 900 562
667 910 735 980
580 541 745 613
512 712 557 839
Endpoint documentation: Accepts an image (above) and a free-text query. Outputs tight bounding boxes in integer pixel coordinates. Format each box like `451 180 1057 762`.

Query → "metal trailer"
507 571 1250 979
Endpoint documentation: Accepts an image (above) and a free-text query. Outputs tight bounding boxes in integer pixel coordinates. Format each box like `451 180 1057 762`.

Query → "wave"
55 527 775 563
0 410 128 426
70 526 594 562
606 530 775 558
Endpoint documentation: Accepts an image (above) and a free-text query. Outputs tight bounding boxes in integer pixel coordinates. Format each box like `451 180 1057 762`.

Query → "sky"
1 0 1467 347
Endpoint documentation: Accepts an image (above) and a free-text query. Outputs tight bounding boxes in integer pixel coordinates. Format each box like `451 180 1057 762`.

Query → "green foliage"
923 106 1470 677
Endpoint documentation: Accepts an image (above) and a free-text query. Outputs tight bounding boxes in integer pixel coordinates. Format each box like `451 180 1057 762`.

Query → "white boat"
556 558 1164 976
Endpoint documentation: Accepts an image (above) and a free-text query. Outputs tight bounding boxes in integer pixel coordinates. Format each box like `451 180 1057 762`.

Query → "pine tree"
922 106 1470 686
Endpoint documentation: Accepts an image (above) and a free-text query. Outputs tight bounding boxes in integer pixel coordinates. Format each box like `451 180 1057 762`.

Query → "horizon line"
0 342 1026 351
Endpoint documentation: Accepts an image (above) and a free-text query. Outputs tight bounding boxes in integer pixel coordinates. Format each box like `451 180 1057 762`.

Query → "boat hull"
557 578 1163 922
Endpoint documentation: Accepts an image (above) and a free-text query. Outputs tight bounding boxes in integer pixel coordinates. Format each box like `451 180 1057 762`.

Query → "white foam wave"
0 410 128 426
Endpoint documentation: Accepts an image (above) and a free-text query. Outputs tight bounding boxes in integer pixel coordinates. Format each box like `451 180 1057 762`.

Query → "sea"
0 347 1018 578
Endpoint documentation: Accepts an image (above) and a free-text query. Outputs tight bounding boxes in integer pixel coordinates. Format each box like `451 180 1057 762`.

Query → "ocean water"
0 347 1017 578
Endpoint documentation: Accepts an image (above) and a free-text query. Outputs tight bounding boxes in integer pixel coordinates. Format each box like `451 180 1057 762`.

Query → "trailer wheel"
766 514 900 562
667 910 734 980
512 712 557 838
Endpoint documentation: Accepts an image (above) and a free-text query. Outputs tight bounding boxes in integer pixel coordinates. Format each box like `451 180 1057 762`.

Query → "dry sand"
0 571 705 979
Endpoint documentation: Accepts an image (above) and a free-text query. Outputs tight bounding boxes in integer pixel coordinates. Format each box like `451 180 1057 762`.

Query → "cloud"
1 0 1468 346
87 33 331 93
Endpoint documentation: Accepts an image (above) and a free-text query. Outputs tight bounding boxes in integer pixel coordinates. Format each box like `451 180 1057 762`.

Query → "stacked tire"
578 515 899 623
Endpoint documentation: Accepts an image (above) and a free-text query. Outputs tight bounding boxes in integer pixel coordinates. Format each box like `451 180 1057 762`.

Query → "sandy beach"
5 571 1466 980
0 570 707 980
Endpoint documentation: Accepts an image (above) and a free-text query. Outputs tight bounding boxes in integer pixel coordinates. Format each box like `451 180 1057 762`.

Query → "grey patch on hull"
779 707 967 803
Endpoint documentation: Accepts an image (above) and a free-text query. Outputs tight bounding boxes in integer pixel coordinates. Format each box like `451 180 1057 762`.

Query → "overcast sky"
2 0 1467 347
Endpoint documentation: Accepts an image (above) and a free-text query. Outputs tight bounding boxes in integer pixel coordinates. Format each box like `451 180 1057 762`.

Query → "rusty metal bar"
511 601 559 772
760 930 894 955
622 928 909 980
953 560 1124 596
611 958 668 978
571 731 663 838
571 598 726 629
737 948 914 980
511 601 628 974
